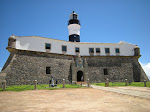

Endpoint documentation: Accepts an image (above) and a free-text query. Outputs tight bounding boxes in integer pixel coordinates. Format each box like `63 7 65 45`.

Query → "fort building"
0 11 149 85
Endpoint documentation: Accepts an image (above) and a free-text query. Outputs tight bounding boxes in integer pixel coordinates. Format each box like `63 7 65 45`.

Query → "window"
105 48 110 54
62 45 67 52
45 43 51 49
89 48 94 53
46 67 51 74
96 48 100 53
115 48 120 53
73 14 77 19
104 69 108 75
75 47 80 53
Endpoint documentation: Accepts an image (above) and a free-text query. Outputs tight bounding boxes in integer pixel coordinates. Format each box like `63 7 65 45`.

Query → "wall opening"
77 71 84 82
46 67 51 74
104 68 108 75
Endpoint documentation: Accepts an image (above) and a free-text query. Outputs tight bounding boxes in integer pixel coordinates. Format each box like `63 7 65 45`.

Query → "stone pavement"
91 85 150 99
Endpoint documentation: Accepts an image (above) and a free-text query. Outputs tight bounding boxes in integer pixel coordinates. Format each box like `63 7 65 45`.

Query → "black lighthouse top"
68 11 80 25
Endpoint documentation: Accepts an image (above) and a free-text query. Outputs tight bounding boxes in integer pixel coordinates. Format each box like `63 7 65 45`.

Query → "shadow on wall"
16 41 30 50
16 37 45 51
68 65 72 83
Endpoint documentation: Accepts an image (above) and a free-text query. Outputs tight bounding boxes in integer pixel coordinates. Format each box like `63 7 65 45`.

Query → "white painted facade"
68 24 80 36
15 36 136 56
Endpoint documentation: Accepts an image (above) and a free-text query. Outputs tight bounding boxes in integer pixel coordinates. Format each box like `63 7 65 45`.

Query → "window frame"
115 48 120 54
75 47 80 53
45 43 51 50
96 48 100 54
89 48 94 54
73 14 77 19
62 45 67 52
105 48 110 54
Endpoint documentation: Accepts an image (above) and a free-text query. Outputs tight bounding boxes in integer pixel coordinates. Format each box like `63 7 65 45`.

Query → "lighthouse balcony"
68 19 80 25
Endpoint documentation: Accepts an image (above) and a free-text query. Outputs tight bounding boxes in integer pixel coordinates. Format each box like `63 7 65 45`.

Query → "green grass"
0 84 83 92
128 82 150 87
1 82 149 91
91 82 150 87
91 82 106 86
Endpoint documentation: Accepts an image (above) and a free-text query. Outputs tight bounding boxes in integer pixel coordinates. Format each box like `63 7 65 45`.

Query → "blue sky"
0 0 150 78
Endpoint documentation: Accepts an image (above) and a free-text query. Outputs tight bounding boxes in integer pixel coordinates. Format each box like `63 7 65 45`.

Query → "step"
76 81 87 85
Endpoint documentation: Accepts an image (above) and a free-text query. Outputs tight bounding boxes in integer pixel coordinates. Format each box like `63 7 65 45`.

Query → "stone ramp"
91 85 150 99
0 73 7 88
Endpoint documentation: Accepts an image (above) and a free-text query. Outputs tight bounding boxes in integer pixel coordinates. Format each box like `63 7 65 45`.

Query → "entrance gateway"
77 71 84 82
71 55 89 84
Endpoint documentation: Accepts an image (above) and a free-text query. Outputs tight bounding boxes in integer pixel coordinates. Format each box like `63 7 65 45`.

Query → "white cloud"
140 62 150 80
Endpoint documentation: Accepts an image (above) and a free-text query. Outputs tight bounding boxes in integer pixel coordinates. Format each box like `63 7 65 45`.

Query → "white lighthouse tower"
68 11 81 42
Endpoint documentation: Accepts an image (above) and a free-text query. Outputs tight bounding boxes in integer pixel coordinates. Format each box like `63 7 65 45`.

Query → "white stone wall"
15 36 136 56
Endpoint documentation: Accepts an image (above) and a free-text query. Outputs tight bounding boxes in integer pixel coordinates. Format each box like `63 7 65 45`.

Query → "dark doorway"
77 71 84 81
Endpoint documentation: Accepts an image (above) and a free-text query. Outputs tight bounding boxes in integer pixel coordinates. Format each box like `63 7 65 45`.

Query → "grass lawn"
1 82 150 91
91 82 150 87
0 84 83 92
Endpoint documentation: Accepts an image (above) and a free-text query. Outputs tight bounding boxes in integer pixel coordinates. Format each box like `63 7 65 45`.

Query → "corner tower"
68 11 81 42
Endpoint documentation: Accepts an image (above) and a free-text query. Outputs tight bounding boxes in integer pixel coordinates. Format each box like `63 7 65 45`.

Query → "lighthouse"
68 11 81 42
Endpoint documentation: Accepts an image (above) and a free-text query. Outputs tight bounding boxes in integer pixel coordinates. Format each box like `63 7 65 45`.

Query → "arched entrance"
77 71 84 82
